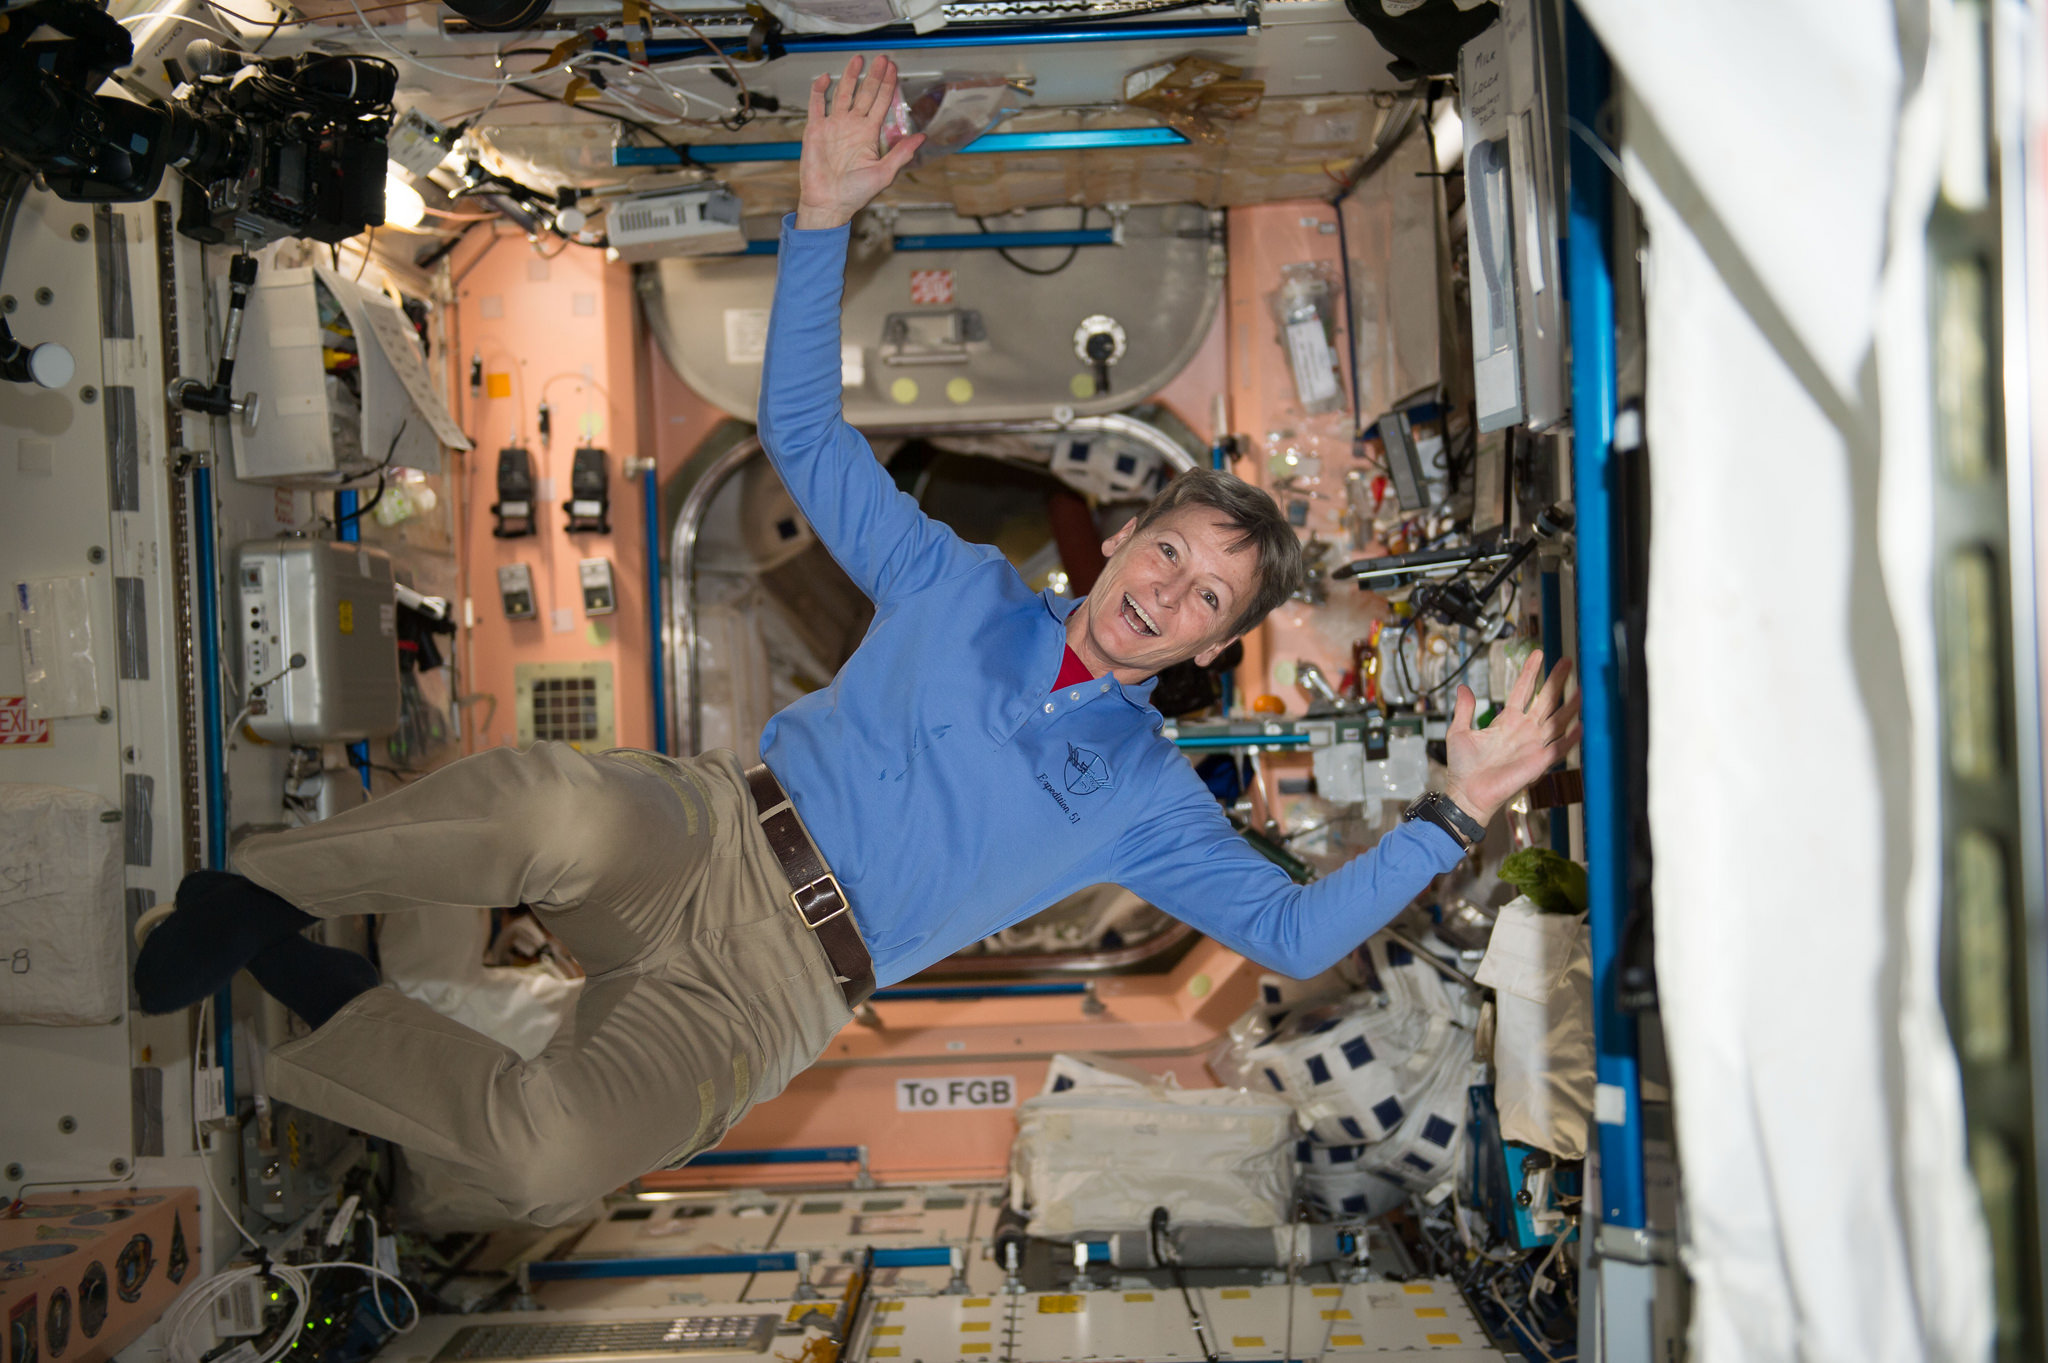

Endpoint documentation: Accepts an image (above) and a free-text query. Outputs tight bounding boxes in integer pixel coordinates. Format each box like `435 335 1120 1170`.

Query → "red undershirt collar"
1052 645 1095 692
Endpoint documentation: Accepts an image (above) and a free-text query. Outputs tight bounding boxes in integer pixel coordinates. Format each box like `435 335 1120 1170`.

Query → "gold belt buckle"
791 872 848 930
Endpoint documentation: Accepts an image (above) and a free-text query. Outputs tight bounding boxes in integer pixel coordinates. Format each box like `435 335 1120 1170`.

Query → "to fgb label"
896 1076 1016 1111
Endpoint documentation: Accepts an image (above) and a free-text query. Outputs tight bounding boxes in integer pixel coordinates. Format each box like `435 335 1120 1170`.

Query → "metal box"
237 539 402 744
225 264 467 486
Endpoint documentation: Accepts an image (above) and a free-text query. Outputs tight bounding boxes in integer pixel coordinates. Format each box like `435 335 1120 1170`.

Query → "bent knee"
478 1139 624 1224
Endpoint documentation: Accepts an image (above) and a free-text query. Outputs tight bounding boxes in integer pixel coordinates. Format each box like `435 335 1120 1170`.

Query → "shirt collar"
1039 589 1162 712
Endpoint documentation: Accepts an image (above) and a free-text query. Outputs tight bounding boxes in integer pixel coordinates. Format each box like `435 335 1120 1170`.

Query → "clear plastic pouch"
1270 261 1346 416
879 73 1027 165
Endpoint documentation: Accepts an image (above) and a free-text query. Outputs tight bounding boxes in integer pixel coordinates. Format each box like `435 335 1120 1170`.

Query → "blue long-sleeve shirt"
755 215 1465 987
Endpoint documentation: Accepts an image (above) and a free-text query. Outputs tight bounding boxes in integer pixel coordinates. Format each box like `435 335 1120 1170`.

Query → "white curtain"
1574 1 1993 1358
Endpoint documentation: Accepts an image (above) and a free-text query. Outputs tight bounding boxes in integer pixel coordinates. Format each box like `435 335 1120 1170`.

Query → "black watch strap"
1403 790 1486 852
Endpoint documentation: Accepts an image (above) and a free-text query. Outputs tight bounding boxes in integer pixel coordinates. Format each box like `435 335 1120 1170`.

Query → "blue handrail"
336 488 372 792
642 464 667 754
615 127 1187 168
716 229 1118 257
531 1252 800 1281
192 464 233 1095
893 229 1116 252
1565 3 1643 1232
870 1247 958 1269
689 1146 866 1167
872 982 1087 1001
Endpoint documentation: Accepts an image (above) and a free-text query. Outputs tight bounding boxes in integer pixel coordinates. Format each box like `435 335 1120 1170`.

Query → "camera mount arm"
167 251 259 429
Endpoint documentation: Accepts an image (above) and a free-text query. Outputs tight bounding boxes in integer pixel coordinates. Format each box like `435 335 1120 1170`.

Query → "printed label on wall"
723 308 771 365
0 698 50 745
895 1076 1017 1111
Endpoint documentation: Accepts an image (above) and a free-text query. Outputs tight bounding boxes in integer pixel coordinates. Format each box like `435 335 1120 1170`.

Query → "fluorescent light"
384 169 425 229
1431 102 1464 173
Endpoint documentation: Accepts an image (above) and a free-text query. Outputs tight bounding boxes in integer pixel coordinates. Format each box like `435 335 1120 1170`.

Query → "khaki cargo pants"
233 744 852 1229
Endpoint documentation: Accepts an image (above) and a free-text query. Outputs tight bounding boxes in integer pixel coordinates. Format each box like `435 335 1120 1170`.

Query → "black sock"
133 870 316 1015
247 935 379 1030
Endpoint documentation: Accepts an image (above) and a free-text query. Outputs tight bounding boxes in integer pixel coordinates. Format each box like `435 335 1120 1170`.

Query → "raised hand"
795 54 925 231
1441 650 1582 827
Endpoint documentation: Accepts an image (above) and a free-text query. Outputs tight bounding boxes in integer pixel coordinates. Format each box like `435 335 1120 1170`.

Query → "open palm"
1443 650 1582 826
796 55 925 231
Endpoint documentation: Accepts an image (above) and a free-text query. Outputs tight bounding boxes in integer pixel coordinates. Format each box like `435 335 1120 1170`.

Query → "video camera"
0 0 396 246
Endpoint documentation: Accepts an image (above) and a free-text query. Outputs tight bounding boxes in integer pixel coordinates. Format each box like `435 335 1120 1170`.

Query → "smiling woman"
678 418 1201 969
1067 480 1301 684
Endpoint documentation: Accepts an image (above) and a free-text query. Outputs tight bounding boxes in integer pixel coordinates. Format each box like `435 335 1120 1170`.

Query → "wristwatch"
1403 790 1487 853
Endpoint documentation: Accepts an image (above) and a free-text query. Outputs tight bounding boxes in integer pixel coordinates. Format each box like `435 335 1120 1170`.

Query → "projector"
608 184 746 261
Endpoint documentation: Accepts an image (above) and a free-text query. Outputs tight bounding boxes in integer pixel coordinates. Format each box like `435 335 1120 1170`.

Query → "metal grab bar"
619 130 1188 168
689 1146 866 1168
531 1252 806 1281
872 981 1088 1001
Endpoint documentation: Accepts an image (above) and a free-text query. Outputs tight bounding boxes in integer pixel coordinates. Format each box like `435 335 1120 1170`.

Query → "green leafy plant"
1498 847 1589 915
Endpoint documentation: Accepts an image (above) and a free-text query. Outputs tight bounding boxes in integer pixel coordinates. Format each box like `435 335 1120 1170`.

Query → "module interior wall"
449 232 655 752
1224 201 1387 717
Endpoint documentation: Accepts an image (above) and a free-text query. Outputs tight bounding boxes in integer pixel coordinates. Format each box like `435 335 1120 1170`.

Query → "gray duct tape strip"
96 205 135 340
124 773 154 866
105 384 140 512
116 576 149 680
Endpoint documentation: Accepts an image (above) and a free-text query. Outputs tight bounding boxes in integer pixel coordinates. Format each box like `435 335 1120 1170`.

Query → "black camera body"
0 0 396 246
174 57 395 244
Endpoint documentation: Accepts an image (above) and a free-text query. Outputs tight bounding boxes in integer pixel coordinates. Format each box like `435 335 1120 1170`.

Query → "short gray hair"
1131 467 1304 638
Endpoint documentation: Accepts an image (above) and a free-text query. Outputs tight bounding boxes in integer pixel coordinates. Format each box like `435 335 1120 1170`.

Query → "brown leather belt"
744 763 875 1010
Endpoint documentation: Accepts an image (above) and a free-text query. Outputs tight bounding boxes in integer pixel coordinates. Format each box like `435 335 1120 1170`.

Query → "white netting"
1212 936 1483 1207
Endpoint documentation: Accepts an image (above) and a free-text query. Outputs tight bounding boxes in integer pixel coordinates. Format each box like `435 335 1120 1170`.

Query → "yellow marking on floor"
1329 1336 1363 1349
1219 1289 1251 1299
1232 1337 1265 1348
1123 1293 1154 1303
1426 1334 1463 1346
961 1346 992 1355
877 1301 905 1312
870 1350 900 1358
960 1322 990 1332
1403 1283 1435 1295
1320 1310 1351 1320
1037 1296 1081 1314
1311 1287 1343 1298
874 1327 904 1336
962 1298 991 1309
1414 1308 1448 1319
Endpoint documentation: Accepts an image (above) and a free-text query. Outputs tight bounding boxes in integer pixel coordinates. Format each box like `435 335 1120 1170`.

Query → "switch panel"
578 557 616 616
498 563 537 620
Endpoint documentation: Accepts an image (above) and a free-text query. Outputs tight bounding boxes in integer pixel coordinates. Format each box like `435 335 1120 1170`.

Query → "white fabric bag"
1475 896 1593 1159
0 784 125 1025
1010 1080 1295 1236
752 0 944 36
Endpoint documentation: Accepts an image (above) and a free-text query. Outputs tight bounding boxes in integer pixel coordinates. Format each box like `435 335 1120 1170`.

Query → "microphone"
181 38 245 77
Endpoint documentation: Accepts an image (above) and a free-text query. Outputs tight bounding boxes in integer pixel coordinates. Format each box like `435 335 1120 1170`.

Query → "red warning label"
0 697 51 745
909 269 955 305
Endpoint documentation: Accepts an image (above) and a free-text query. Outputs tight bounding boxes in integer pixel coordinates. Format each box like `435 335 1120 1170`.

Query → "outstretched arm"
762 57 993 603
797 55 924 229
1121 651 1580 979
